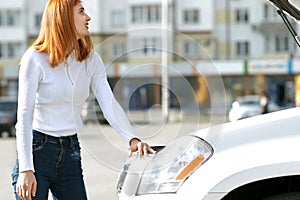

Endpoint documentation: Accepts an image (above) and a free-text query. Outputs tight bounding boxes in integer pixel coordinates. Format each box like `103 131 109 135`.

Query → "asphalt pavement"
0 116 212 200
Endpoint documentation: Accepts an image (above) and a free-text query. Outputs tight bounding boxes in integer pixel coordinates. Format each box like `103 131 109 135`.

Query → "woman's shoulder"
87 50 105 68
85 49 106 75
20 47 48 66
88 49 102 62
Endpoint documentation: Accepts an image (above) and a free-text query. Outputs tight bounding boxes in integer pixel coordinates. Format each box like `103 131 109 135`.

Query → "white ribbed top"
16 48 136 172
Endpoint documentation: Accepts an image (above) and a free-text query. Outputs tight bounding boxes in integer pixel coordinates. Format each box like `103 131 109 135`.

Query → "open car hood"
268 0 300 47
269 0 300 20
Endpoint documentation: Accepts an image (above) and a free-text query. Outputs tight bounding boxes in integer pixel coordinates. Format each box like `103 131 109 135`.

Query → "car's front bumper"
118 192 227 200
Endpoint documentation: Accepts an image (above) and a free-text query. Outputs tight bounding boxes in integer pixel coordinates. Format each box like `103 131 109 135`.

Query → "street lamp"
161 0 169 122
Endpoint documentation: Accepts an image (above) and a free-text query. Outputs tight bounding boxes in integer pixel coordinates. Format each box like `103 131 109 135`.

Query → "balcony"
252 19 293 35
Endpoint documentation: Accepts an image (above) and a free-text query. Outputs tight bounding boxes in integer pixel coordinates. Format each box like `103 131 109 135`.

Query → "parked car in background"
117 108 300 200
0 97 17 137
228 95 280 122
81 96 107 124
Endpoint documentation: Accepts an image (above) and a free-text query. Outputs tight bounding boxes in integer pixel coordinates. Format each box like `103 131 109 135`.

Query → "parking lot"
0 118 210 200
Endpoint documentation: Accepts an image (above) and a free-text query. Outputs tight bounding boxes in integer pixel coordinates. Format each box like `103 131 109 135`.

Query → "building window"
131 37 161 56
275 35 290 52
183 40 200 58
143 37 160 55
6 43 21 59
0 43 22 59
264 3 279 20
8 43 15 58
265 35 271 53
236 41 249 56
111 11 125 28
265 34 295 53
7 10 15 26
0 11 3 26
7 10 20 26
0 43 3 58
113 42 126 58
131 5 161 23
7 81 18 97
34 13 43 28
131 6 137 23
149 5 160 22
0 10 21 27
183 9 200 24
235 9 249 23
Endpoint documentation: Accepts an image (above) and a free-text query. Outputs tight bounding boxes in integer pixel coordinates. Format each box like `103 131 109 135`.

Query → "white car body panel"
118 108 300 200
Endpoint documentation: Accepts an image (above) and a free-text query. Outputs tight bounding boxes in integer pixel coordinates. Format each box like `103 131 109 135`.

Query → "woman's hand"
128 138 156 157
16 170 37 200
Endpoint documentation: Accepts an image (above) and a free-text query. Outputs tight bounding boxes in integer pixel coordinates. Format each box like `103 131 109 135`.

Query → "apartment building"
0 0 27 96
215 0 298 60
212 0 298 105
0 0 298 108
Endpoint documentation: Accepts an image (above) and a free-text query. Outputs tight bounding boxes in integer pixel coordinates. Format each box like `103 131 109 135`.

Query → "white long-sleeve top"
16 48 136 172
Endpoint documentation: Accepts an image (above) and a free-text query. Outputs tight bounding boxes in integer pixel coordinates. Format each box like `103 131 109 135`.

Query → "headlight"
232 101 240 108
137 135 213 195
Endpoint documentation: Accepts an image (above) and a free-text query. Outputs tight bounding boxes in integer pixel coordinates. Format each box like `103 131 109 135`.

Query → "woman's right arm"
15 50 41 199
16 50 41 172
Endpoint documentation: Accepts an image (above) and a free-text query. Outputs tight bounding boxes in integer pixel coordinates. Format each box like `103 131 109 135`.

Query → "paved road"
0 120 211 200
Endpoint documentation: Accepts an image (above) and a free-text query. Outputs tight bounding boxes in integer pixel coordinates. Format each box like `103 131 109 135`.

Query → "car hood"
269 0 300 20
116 108 300 198
194 107 300 152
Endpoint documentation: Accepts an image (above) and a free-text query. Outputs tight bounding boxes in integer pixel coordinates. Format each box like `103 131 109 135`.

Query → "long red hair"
33 0 93 67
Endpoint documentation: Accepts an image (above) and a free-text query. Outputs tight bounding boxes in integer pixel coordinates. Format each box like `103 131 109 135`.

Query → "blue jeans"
11 130 88 200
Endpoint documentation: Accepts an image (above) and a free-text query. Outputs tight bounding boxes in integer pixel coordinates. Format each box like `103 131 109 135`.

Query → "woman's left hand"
128 138 156 157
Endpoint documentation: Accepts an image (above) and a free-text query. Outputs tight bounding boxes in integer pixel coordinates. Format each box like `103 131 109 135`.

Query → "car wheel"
262 192 300 200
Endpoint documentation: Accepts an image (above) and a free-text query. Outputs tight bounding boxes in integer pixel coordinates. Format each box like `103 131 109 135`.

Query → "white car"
228 95 262 122
116 107 300 200
81 96 107 124
228 95 280 122
117 1 300 199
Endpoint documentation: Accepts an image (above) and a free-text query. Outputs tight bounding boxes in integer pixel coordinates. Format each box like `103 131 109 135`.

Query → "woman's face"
73 3 91 38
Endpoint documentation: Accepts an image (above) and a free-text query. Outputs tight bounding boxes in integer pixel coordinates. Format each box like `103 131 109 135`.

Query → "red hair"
33 0 93 67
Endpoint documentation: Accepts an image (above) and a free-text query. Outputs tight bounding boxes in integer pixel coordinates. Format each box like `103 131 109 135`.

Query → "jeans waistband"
32 130 78 146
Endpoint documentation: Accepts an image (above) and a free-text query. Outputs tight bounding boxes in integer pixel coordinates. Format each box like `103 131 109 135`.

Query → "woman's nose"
86 14 91 21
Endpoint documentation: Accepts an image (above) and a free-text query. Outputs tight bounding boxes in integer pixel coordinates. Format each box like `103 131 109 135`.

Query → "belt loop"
44 134 48 144
59 138 63 146
69 135 74 148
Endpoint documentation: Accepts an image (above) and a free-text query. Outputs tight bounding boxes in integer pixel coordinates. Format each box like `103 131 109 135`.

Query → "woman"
11 0 154 199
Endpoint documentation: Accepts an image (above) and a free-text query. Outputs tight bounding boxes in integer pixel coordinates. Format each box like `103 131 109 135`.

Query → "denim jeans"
11 130 88 200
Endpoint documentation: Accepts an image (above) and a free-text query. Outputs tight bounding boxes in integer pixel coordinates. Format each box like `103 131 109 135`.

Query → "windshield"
236 96 260 106
239 100 260 106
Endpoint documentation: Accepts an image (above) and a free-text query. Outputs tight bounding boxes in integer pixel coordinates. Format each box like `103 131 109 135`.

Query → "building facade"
0 0 298 109
0 0 27 97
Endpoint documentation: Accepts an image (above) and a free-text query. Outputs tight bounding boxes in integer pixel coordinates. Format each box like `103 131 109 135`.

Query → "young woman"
11 0 154 199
